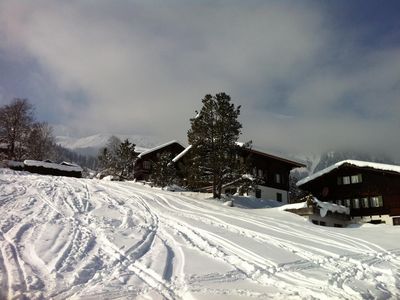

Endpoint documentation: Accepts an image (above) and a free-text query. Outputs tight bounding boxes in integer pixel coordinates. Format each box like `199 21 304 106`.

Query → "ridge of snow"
137 140 185 159
297 159 400 186
24 160 83 172
313 198 350 217
172 145 192 163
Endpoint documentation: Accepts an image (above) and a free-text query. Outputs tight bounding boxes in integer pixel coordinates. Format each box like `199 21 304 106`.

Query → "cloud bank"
0 1 399 160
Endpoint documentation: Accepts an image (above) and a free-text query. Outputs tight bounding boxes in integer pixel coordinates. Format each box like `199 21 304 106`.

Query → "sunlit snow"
0 168 399 299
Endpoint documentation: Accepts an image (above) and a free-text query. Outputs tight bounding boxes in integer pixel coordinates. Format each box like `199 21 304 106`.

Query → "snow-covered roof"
313 198 350 217
170 141 304 167
24 160 83 172
172 145 192 163
297 159 400 186
240 144 305 168
137 140 184 159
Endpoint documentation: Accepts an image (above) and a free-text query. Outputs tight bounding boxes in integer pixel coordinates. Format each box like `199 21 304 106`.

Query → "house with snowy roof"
172 144 305 203
297 160 400 226
133 140 185 181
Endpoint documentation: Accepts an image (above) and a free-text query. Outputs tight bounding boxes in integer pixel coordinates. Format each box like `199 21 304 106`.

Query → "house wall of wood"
134 143 185 181
299 166 400 219
243 150 302 203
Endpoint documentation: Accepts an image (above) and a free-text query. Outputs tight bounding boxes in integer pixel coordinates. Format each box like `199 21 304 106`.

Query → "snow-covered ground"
0 169 399 299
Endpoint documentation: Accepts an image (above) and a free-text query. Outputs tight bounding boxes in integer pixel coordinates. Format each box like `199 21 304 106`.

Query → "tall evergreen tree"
115 139 137 179
187 93 248 198
97 136 138 179
150 152 177 188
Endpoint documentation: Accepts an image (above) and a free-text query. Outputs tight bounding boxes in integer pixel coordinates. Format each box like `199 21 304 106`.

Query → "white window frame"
275 173 281 184
370 196 383 208
342 176 351 185
351 174 362 184
352 198 360 209
361 197 369 208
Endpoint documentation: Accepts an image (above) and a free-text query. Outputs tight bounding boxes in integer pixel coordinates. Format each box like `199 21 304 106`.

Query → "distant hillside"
55 133 160 156
314 150 395 173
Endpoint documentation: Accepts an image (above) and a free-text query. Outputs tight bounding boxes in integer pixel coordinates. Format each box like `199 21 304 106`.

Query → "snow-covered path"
0 169 399 299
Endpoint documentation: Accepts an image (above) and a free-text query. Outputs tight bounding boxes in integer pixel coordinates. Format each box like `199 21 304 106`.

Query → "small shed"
23 160 83 178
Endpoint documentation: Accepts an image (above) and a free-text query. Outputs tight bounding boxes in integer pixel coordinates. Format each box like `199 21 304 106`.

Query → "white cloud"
0 1 399 160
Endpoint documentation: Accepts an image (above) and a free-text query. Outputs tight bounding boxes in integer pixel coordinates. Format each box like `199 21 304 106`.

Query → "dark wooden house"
172 144 305 203
134 140 185 181
241 147 305 202
297 160 400 226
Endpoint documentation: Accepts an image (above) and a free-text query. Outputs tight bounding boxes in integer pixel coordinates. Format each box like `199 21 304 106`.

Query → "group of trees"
0 95 262 199
95 92 252 198
98 136 138 179
0 98 55 161
0 98 98 170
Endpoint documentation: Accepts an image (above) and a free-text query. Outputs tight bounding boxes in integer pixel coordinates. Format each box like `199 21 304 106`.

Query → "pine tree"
150 152 177 188
97 137 138 179
187 93 248 198
115 139 137 179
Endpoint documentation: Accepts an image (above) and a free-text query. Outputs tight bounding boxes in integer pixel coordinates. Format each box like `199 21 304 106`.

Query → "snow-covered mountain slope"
1 169 399 299
55 133 160 156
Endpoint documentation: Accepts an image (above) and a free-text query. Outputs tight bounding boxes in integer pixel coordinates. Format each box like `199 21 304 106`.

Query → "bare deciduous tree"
27 122 55 160
0 98 34 160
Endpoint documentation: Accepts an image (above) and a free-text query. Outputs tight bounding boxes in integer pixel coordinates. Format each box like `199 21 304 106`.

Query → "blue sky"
0 1 399 159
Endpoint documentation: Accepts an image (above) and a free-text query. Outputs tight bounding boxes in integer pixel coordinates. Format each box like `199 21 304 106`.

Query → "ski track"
0 170 399 299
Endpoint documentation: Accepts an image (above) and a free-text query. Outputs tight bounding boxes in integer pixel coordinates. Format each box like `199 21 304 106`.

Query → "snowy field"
0 169 399 299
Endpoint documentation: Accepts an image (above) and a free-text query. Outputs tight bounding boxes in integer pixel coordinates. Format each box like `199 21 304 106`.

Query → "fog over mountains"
55 133 162 156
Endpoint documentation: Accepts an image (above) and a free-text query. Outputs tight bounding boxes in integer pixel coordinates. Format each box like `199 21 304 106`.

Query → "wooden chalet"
241 147 305 203
172 144 305 203
134 140 185 181
297 160 400 226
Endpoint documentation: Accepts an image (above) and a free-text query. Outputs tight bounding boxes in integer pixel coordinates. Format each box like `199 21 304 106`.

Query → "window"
361 197 369 208
370 196 383 208
352 198 360 209
258 169 263 177
275 173 281 184
344 199 351 208
338 174 362 185
342 176 351 185
393 217 400 226
351 174 362 184
255 189 261 198
252 167 257 176
312 220 319 225
276 193 282 202
319 221 326 226
143 161 151 170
